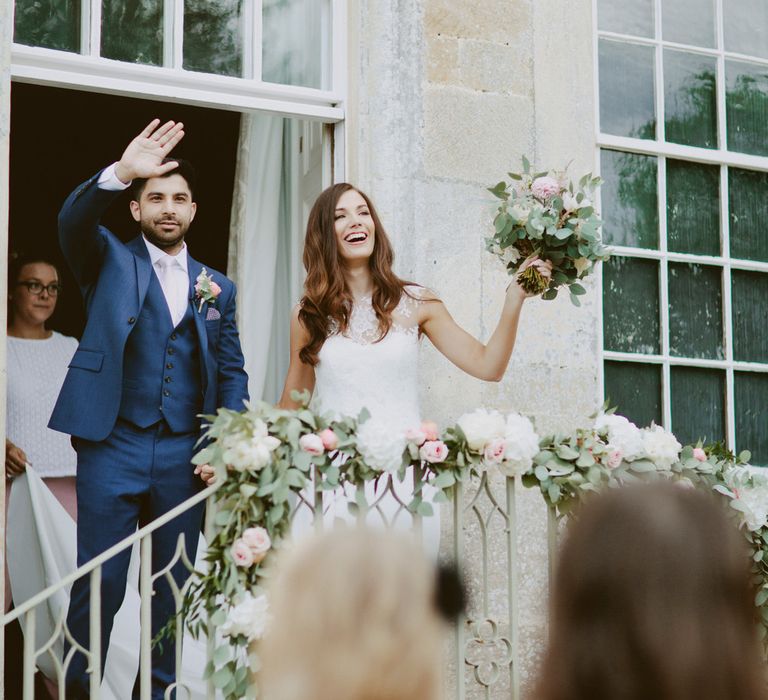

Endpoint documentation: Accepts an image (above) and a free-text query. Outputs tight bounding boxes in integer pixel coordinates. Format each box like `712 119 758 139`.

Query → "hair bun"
434 562 466 621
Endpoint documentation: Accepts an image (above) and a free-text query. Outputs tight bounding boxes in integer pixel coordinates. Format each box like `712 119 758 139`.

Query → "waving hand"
114 119 185 184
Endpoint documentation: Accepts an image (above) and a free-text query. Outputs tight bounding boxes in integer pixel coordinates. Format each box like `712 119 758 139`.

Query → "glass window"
735 372 768 464
668 262 723 360
183 0 244 77
101 0 163 65
666 160 720 256
601 150 659 249
14 0 80 52
728 168 768 263
661 0 716 48
670 367 726 444
604 361 662 427
724 0 768 59
726 60 768 157
731 271 768 364
599 40 656 139
603 257 660 355
664 50 717 148
597 0 654 37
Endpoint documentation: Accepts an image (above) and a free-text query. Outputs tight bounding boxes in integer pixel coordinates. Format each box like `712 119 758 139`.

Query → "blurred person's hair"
535 482 766 700
258 528 461 700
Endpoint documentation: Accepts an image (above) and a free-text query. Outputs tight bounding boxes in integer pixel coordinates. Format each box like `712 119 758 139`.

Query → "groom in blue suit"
50 120 249 698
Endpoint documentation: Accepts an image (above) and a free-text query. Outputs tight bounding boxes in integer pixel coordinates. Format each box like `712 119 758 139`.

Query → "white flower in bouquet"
562 191 579 212
457 408 506 452
356 419 406 473
502 246 522 265
573 257 591 276
221 592 271 641
641 424 682 471
508 204 531 224
498 413 540 477
531 176 562 201
223 420 281 472
594 413 646 462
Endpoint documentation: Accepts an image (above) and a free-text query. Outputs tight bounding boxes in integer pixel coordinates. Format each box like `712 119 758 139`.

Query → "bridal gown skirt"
7 469 209 698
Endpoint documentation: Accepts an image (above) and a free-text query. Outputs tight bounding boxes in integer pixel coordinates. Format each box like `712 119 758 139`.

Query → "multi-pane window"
13 0 331 89
596 0 768 463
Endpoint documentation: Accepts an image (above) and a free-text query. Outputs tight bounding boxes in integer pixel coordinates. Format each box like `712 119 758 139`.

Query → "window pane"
14 0 80 52
668 263 723 359
183 0 243 77
604 361 662 427
670 367 725 445
601 150 659 249
263 0 325 89
726 60 768 157
599 40 656 139
662 0 715 47
735 372 768 465
724 0 768 60
603 257 660 354
664 50 717 149
101 0 162 65
666 160 720 256
732 271 768 363
597 0 654 37
728 167 768 262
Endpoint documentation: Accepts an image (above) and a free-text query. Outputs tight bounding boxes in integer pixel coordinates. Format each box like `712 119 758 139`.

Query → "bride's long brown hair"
299 183 415 366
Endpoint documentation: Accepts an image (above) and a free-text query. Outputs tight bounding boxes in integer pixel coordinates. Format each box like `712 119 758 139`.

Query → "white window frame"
593 0 768 454
10 0 347 168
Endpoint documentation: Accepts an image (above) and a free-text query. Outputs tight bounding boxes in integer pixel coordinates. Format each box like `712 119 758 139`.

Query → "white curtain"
227 115 303 403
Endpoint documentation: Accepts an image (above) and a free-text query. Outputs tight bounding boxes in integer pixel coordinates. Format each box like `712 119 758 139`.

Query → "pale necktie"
155 256 188 327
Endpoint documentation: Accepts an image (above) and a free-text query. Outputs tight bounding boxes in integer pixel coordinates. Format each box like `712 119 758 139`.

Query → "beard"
140 216 191 250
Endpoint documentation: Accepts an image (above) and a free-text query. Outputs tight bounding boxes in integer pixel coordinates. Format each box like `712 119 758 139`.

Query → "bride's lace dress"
294 287 440 556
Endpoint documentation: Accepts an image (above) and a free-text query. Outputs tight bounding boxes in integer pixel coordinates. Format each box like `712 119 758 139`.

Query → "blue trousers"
65 419 204 699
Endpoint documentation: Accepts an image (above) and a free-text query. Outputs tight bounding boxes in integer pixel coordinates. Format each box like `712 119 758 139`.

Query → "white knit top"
7 332 79 478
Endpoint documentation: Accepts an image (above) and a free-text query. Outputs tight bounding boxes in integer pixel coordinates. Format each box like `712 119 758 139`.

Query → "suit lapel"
127 236 152 310
187 254 210 372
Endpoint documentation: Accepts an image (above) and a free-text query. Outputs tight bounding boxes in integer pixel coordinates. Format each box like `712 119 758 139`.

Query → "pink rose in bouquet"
420 440 448 463
319 428 339 451
299 433 325 456
231 539 255 568
242 526 271 564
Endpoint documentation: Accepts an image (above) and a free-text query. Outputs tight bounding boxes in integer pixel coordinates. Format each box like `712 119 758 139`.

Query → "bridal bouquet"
486 156 609 304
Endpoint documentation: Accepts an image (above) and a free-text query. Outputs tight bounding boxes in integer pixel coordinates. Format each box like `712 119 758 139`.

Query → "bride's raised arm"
278 304 316 409
419 257 550 383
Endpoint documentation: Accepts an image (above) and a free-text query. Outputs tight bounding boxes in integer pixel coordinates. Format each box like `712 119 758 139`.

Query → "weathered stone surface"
425 0 532 44
459 39 533 96
426 34 460 84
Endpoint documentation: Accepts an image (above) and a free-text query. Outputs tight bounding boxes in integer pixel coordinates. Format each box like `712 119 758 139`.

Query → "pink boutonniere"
194 267 222 312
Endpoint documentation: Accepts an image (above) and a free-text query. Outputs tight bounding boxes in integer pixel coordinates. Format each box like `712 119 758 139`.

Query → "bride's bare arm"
277 305 316 409
420 259 551 382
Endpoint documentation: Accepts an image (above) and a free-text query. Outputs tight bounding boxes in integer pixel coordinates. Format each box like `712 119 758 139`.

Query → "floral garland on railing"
173 396 762 699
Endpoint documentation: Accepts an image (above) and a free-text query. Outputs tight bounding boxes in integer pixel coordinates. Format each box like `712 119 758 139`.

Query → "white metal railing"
2 469 553 700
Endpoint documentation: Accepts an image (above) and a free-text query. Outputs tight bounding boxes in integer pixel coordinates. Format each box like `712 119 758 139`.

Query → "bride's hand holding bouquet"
487 156 609 305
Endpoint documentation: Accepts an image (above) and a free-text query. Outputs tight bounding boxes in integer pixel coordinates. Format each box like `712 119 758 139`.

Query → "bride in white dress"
274 183 551 551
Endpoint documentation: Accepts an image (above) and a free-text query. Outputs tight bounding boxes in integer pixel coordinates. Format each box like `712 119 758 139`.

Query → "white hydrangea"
725 467 768 532
499 413 540 478
594 413 646 462
642 424 682 471
223 419 281 472
457 408 507 452
221 592 271 641
356 420 405 473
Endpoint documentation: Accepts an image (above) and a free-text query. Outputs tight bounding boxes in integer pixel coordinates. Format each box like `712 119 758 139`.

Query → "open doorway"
9 82 241 339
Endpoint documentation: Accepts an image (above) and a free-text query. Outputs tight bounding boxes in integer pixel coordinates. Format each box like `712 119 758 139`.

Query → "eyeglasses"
17 281 62 296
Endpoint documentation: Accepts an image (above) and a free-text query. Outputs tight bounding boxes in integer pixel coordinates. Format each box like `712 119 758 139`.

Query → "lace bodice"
312 288 424 431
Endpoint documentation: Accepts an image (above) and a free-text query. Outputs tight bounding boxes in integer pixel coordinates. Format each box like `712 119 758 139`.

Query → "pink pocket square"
205 307 221 321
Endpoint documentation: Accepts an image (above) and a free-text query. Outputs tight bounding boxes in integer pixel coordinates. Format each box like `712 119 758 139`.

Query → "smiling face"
334 189 375 263
130 173 197 252
12 262 59 327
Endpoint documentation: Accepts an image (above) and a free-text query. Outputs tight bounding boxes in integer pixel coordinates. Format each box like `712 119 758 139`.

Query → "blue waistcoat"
118 270 203 434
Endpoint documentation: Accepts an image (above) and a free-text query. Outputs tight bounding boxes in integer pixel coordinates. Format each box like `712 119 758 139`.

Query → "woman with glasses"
4 253 77 698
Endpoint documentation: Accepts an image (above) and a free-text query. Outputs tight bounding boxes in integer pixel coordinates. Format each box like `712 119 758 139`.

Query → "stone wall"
349 1 598 696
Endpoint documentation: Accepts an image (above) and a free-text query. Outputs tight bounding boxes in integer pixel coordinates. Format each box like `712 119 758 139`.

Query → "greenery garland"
172 397 763 699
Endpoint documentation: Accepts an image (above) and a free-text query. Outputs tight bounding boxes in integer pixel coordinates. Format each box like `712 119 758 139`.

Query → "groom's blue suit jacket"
49 170 249 442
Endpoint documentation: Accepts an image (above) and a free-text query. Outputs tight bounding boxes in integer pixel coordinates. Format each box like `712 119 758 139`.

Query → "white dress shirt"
97 162 190 327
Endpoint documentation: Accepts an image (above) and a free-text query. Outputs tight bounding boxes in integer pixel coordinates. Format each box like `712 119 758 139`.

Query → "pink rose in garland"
231 539 255 568
420 440 448 463
421 421 439 442
242 526 271 564
693 447 707 462
405 427 427 446
483 437 507 465
299 433 325 456
319 428 339 451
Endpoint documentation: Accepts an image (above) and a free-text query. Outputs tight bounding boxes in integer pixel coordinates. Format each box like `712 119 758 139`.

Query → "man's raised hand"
114 119 185 185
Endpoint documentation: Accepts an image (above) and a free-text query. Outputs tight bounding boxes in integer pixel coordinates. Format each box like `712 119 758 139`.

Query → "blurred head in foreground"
259 528 462 700
535 482 766 700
